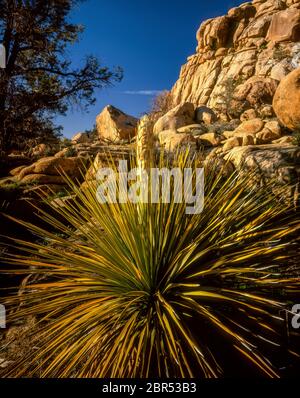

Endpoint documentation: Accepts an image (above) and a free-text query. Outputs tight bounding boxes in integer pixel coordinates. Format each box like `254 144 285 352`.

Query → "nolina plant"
1 150 300 378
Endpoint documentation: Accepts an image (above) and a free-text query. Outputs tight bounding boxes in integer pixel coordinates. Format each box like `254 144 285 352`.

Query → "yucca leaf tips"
1 150 300 378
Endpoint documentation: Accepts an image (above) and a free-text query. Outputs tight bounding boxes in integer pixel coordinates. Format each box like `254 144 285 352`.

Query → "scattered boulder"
223 137 243 152
158 130 196 151
71 132 91 144
177 124 208 135
240 109 257 122
198 132 222 147
233 131 257 139
195 105 217 125
256 128 280 144
96 105 138 142
233 118 264 135
264 120 281 137
260 105 274 118
273 67 300 130
153 103 195 135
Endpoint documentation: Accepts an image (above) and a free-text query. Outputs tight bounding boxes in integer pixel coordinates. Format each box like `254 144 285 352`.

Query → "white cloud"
123 90 164 96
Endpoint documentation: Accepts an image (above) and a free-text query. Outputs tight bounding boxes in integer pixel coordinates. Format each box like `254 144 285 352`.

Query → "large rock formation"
171 0 300 119
96 105 138 142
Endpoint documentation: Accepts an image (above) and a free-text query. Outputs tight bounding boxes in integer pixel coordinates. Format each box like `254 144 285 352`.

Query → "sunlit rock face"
96 105 138 142
171 0 300 119
273 67 300 130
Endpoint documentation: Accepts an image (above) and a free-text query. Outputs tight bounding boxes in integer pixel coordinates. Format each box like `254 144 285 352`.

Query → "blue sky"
57 0 245 137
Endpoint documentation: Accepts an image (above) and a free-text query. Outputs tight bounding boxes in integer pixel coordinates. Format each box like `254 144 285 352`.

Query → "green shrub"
64 146 77 157
60 137 72 148
273 45 290 61
43 148 56 157
259 42 267 51
84 125 97 140
217 76 245 119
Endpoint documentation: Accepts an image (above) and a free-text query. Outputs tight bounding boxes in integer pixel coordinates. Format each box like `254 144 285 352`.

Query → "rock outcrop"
224 144 300 201
96 105 138 142
15 156 87 193
171 0 300 119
